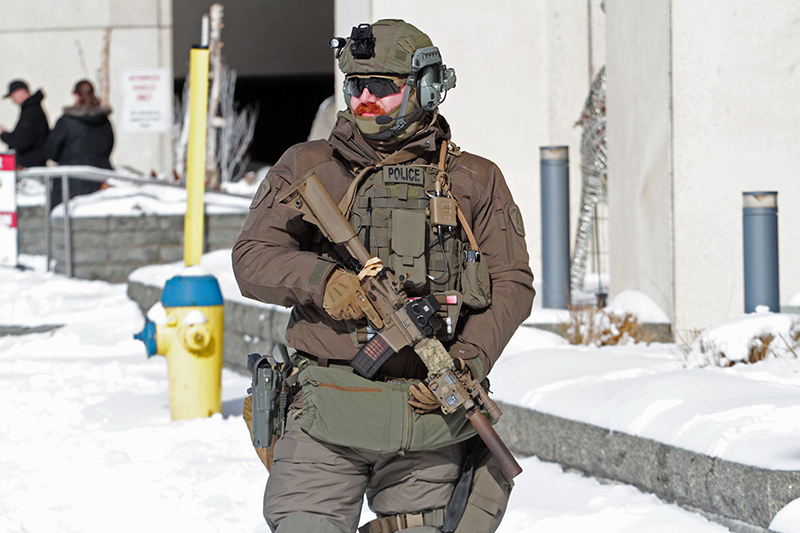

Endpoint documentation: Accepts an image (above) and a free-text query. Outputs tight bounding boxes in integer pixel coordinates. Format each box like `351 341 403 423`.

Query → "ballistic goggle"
346 75 407 99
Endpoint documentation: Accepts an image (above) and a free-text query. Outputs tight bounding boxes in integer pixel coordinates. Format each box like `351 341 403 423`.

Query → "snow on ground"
0 254 754 533
4 181 800 532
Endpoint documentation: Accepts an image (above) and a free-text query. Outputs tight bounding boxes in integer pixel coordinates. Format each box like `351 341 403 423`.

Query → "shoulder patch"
250 179 272 209
507 203 526 237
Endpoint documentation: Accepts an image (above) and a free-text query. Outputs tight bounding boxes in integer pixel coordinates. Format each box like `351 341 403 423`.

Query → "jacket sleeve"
45 117 67 163
3 108 47 153
232 153 338 309
449 162 535 379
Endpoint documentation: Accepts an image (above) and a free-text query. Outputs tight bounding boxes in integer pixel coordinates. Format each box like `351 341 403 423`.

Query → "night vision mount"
330 23 375 59
349 24 375 59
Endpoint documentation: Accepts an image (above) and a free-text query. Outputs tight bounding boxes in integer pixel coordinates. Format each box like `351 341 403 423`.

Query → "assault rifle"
277 173 522 478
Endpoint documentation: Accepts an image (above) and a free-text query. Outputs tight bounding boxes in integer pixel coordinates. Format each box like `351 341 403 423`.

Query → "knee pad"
274 512 346 533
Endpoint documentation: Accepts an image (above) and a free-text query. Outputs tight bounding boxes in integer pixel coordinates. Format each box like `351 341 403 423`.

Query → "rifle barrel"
467 409 522 478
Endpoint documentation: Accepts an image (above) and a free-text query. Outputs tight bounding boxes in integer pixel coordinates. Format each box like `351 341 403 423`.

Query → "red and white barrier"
0 153 17 266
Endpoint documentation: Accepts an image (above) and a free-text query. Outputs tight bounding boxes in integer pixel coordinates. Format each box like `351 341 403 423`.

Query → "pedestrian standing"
0 80 50 169
46 80 114 208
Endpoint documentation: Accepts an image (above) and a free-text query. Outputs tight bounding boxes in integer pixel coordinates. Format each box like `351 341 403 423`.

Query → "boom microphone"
375 108 422 125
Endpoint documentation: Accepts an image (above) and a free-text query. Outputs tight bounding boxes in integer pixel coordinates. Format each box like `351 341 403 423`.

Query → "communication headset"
332 23 457 139
411 46 457 112
341 46 456 113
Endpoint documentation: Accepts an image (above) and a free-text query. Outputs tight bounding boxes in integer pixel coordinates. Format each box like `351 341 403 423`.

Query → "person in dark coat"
46 80 114 208
0 80 50 168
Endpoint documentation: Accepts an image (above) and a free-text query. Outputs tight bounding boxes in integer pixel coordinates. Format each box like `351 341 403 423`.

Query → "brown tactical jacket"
232 114 534 380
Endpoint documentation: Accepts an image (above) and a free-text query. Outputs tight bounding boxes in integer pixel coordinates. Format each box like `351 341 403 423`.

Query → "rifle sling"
442 436 489 533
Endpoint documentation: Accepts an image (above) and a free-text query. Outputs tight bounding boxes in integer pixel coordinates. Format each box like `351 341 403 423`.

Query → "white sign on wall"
120 68 172 133
0 153 17 267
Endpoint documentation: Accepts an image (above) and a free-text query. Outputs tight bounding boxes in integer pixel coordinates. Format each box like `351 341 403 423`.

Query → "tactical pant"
264 409 462 533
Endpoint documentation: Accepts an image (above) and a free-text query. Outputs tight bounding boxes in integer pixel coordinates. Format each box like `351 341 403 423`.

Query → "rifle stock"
278 173 372 267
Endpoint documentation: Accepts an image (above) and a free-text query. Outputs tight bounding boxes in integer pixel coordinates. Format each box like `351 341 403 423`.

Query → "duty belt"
358 508 446 533
296 351 352 370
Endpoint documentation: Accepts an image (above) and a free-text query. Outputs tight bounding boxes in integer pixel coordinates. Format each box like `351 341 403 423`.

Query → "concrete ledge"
529 321 673 343
0 324 62 336
17 206 247 283
125 279 796 532
495 402 799 532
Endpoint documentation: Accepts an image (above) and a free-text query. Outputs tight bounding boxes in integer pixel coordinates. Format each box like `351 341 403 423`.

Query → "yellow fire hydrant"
135 271 224 420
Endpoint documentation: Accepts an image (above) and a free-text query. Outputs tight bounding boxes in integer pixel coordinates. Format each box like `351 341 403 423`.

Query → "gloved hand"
452 356 472 378
408 358 473 414
408 381 440 413
323 269 366 321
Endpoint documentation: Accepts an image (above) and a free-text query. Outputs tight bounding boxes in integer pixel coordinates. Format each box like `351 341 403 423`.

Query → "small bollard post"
743 191 779 313
540 146 571 309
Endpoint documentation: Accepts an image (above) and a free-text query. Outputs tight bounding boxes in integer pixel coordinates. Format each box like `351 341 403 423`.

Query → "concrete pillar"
743 192 779 313
540 146 571 309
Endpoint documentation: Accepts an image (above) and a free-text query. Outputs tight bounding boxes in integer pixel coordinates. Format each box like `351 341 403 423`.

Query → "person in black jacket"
46 80 115 208
0 80 50 168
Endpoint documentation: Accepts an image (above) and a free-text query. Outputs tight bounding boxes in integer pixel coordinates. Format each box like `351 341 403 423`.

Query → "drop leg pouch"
299 366 477 453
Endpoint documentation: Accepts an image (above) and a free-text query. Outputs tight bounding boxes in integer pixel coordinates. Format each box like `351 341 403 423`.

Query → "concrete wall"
606 0 800 335
333 0 607 287
16 207 247 283
0 0 172 174
671 1 800 333
605 1 674 329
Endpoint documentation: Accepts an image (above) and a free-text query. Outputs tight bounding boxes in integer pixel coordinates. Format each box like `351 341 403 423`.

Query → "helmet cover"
338 19 433 76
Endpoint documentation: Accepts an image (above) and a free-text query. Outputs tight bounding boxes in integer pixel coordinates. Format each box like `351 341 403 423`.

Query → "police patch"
382 165 424 185
508 204 526 237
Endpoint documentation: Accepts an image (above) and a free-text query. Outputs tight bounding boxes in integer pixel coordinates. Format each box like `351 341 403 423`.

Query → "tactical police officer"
233 19 534 533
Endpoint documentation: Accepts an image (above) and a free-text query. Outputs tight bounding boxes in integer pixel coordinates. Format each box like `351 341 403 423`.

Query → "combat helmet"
331 19 456 140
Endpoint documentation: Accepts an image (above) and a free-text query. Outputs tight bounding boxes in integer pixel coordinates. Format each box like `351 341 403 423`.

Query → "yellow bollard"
136 273 224 420
185 46 210 267
134 44 225 421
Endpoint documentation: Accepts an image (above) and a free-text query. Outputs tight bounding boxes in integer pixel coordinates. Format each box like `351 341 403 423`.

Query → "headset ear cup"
342 78 351 108
416 66 441 111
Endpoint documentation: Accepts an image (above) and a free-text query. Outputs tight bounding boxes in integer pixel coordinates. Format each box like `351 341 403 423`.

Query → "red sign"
0 212 17 228
1 153 15 171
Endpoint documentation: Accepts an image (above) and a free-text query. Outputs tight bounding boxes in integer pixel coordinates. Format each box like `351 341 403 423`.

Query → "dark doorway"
173 0 336 168
174 75 334 168
234 75 334 166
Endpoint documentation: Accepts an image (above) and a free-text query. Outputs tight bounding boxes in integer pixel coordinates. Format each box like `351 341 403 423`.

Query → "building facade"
4 0 798 335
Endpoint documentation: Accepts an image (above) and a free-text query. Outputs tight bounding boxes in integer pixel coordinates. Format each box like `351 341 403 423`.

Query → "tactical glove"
323 269 367 321
408 381 440 413
408 358 472 414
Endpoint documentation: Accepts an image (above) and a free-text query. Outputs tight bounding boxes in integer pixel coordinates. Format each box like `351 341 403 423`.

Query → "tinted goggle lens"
347 77 404 98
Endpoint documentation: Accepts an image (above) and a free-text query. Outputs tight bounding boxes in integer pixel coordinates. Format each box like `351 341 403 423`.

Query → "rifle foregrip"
467 409 523 479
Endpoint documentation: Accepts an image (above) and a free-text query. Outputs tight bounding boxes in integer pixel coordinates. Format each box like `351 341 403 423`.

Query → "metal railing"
17 166 252 278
